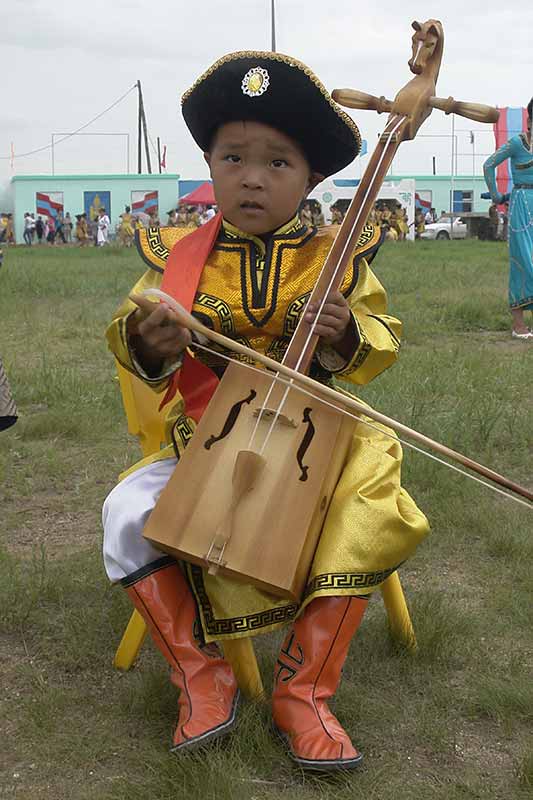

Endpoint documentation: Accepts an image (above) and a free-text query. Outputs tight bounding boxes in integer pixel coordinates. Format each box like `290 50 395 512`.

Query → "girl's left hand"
304 290 351 345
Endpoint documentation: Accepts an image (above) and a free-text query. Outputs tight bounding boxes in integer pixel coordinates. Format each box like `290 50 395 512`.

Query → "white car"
419 217 467 240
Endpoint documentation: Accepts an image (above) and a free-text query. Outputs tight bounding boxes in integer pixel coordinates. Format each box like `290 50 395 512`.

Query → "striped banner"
132 190 158 215
36 191 63 219
493 107 528 196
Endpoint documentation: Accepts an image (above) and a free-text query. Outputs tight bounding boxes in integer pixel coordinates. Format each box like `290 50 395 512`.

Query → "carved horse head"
409 19 444 80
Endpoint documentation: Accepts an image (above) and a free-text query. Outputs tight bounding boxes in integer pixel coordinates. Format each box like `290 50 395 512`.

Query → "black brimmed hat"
181 51 362 177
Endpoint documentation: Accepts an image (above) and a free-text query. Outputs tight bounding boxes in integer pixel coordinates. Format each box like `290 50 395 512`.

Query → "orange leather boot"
272 595 368 771
123 558 239 751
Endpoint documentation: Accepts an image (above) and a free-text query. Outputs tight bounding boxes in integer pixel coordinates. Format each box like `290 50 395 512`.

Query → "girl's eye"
272 159 288 168
224 154 241 163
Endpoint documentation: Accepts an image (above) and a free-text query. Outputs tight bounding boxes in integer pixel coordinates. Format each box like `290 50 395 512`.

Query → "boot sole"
170 689 240 753
273 724 363 772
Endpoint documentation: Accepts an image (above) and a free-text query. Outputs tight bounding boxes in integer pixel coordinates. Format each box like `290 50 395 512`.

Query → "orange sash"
159 213 222 420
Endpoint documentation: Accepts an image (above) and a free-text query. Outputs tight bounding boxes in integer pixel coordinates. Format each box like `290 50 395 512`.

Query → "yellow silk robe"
107 217 429 641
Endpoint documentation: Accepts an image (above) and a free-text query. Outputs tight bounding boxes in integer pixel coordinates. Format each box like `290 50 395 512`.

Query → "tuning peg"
332 88 393 114
429 96 499 124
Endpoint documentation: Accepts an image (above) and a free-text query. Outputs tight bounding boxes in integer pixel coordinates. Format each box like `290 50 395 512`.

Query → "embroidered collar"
221 214 305 255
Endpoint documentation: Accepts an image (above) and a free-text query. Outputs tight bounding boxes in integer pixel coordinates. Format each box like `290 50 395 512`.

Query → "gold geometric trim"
136 225 192 271
303 564 401 599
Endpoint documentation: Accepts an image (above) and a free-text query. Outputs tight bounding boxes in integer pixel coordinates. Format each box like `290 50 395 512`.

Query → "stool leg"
222 638 265 701
380 572 416 651
113 609 149 670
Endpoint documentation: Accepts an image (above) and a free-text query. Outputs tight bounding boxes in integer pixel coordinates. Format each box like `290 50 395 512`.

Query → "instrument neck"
282 115 408 374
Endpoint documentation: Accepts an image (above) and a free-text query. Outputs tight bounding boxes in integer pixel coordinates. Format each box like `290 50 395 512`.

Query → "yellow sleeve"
105 267 182 393
316 256 401 386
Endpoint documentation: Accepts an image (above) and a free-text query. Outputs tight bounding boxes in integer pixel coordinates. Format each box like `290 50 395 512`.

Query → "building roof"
11 173 179 183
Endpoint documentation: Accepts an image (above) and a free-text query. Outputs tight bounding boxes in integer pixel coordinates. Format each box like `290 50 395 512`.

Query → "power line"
1 83 137 160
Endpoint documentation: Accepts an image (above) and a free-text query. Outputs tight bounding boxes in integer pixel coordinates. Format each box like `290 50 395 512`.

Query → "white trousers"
102 458 178 583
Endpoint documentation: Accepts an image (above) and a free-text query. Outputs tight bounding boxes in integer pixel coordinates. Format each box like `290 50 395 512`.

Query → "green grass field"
1 241 532 800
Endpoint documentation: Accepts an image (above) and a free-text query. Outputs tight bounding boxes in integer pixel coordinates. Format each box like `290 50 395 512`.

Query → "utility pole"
271 0 276 52
137 80 152 174
137 80 142 174
157 136 162 174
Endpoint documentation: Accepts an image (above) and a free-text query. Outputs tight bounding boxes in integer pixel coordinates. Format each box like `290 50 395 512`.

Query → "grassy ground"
1 241 532 800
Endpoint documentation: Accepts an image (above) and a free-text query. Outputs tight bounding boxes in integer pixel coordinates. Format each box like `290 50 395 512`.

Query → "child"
103 51 429 771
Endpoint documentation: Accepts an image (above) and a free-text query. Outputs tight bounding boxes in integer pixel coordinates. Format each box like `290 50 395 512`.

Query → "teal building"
10 173 180 243
388 174 491 215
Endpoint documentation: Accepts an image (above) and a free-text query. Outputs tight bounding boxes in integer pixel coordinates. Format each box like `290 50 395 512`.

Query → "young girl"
103 51 428 771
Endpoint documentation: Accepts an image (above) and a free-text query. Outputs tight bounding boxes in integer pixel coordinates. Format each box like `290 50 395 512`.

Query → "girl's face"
205 120 322 235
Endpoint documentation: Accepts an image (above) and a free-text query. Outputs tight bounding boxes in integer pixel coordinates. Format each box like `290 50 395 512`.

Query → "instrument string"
249 114 407 457
191 340 532 512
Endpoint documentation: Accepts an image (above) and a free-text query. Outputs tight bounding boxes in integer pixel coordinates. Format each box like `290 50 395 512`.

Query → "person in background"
303 201 315 227
391 203 408 240
312 202 325 227
483 96 533 339
299 201 313 228
167 208 178 227
46 215 55 245
35 216 44 244
203 204 216 224
415 209 425 238
23 213 33 245
64 212 73 243
119 206 135 246
330 204 343 224
501 202 509 242
97 207 111 246
55 211 66 244
148 209 160 227
188 206 201 227
380 204 392 231
488 203 499 241
88 213 98 244
76 213 90 246
5 214 15 244
176 204 189 226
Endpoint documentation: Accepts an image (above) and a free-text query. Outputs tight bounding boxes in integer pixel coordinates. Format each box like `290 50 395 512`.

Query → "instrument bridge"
253 407 297 428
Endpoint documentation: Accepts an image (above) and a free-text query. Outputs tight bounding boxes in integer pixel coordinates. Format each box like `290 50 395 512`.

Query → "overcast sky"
2 0 532 187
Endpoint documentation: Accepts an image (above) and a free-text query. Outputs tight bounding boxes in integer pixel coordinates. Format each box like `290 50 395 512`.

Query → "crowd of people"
11 203 219 248
16 208 112 247
165 203 217 228
298 199 413 241
4 196 512 249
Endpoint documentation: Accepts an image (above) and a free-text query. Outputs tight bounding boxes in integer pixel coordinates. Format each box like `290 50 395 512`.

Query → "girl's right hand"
129 294 192 360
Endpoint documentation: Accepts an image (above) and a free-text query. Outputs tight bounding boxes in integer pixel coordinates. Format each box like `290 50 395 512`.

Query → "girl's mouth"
240 201 265 211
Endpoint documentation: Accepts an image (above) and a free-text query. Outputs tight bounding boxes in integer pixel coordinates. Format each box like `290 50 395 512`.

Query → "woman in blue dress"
484 98 533 339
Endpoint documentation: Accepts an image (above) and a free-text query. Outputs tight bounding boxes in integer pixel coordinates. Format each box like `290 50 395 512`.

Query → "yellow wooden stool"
112 364 415 701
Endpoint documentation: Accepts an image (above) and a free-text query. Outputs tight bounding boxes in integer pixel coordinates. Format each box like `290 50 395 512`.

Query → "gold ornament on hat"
242 67 270 97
